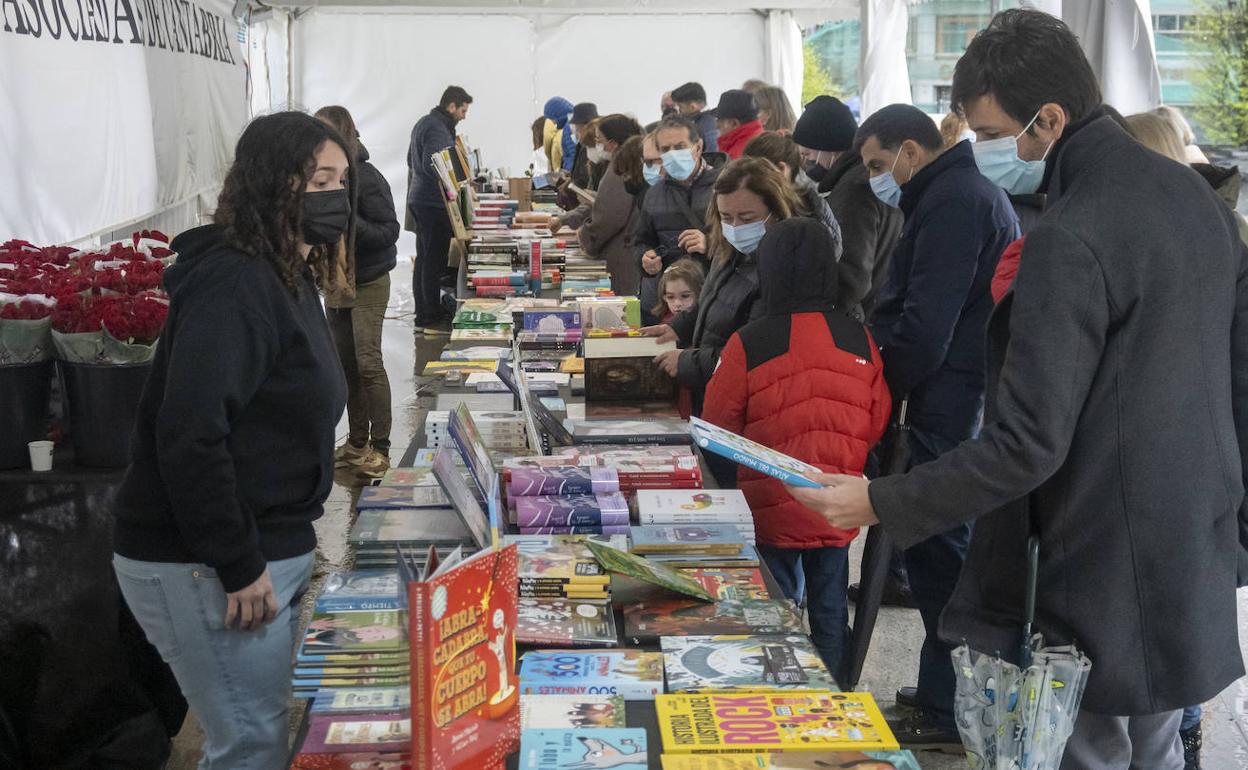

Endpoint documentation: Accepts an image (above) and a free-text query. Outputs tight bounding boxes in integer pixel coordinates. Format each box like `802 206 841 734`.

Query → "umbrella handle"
1021 535 1040 667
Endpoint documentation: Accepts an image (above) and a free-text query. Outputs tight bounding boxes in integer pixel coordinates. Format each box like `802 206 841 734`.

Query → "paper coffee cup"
28 440 53 472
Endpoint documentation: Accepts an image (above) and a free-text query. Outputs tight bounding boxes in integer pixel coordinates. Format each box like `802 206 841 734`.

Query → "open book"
688 417 823 488
567 182 597 206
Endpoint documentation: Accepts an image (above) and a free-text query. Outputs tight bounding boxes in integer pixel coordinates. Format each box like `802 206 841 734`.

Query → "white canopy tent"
0 0 1162 247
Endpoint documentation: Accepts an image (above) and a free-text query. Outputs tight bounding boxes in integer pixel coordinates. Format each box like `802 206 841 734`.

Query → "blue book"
357 484 449 510
688 416 823 488
519 651 663 700
519 728 647 770
629 524 746 554
313 570 400 612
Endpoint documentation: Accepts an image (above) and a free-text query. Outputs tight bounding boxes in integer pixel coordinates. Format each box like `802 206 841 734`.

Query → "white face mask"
586 145 606 164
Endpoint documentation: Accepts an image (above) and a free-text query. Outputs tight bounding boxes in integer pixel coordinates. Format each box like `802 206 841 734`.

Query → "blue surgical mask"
721 216 770 255
662 148 697 181
972 110 1054 195
869 152 904 209
643 163 662 186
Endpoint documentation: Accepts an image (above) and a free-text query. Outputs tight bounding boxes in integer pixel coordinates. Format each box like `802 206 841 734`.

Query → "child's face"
664 279 696 314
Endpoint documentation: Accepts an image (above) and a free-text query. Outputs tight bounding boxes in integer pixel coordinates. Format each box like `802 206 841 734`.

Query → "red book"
403 545 520 770
475 287 518 298
292 752 411 769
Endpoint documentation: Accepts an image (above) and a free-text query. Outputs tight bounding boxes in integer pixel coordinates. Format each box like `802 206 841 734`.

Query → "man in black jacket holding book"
407 85 472 329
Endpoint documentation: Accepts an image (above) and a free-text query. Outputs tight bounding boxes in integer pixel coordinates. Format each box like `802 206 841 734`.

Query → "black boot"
1181 722 1202 770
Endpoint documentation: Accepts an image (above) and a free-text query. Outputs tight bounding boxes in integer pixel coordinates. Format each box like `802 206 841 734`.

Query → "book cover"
448 404 500 501
515 493 630 529
519 729 647 770
441 346 512 361
583 402 684 419
623 599 804 645
309 688 411 715
518 525 631 536
569 419 692 446
358 485 450 510
518 651 664 700
315 571 401 613
585 356 676 402
658 751 921 770
302 713 411 754
519 694 626 730
516 597 619 647
402 544 521 770
683 569 769 601
584 540 715 603
636 490 754 524
291 752 411 769
661 636 840 693
293 676 410 693
451 327 513 342
630 525 747 555
519 584 609 600
583 335 676 359
689 417 822 490
503 534 623 584
655 692 898 753
299 652 409 668
423 361 501 377
578 297 641 330
349 510 470 547
380 468 439 487
508 467 620 497
431 448 493 550
560 357 585 374
294 663 410 679
302 610 407 654
644 548 763 570
523 309 582 333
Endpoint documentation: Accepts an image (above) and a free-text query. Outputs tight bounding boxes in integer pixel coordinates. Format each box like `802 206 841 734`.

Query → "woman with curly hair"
112 111 350 769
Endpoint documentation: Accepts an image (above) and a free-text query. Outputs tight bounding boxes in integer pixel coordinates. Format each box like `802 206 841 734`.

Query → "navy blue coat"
406 107 457 211
869 140 1019 443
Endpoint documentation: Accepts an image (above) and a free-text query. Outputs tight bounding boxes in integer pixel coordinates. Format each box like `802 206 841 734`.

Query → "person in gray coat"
792 10 1248 769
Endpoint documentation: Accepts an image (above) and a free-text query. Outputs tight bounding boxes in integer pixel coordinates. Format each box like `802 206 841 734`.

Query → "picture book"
585 356 677 402
636 490 754 524
448 404 499 501
569 418 692 446
302 713 411 754
519 694 626 730
515 493 630 529
516 597 619 647
523 309 582 333
658 751 921 770
357 485 450 510
689 417 822 489
431 448 492 550
655 692 898 753
578 296 641 330
660 636 839 693
291 752 411 769
309 687 410 715
630 525 747 555
683 569 769 601
623 599 804 645
584 540 715 603
503 534 625 584
519 729 647 770
315 571 401 613
348 509 470 548
400 543 520 769
518 650 664 700
508 467 621 497
302 610 406 654
380 467 438 487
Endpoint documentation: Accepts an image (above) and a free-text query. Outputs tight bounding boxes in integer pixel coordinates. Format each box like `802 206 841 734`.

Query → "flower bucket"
57 361 151 468
0 360 54 469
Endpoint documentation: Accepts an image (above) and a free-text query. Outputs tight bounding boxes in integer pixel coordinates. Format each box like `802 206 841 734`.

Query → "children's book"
515 493 630 529
584 540 715 603
519 650 664 700
523 309 582 333
291 752 411 769
660 636 840 693
431 447 493 550
516 597 619 647
648 543 762 570
683 569 769 601
635 490 754 524
508 467 621 497
357 485 450 510
688 417 822 489
302 713 411 754
655 692 898 753
302 610 407 654
380 467 438 487
658 751 921 770
309 687 410 715
630 525 746 555
519 694 626 730
400 543 521 770
623 599 804 645
448 403 499 501
585 357 676 402
504 534 625 585
348 509 470 549
423 360 501 376
519 728 647 770
315 571 401 613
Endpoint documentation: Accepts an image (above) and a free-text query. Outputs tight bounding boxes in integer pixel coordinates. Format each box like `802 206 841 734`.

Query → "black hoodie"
757 217 841 316
353 144 400 286
114 226 347 592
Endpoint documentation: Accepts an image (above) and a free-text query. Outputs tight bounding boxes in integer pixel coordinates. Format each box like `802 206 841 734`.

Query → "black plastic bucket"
0 360 54 469
58 361 152 468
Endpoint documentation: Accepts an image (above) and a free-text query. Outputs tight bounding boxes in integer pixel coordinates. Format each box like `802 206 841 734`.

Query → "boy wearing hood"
701 218 891 681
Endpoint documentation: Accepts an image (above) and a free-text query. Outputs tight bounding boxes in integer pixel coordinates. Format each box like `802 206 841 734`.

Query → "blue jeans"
114 552 315 770
759 544 850 684
1181 704 1202 732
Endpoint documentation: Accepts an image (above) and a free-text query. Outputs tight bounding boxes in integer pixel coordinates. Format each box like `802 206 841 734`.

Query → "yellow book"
655 692 898 754
421 360 500 376
660 750 920 769
560 356 586 374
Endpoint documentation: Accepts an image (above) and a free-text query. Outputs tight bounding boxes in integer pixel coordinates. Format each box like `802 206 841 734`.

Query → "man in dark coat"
858 104 1020 750
793 10 1248 769
794 95 903 322
406 85 471 328
672 81 719 154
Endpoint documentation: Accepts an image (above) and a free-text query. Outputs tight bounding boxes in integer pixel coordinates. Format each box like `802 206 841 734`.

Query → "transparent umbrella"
951 537 1093 770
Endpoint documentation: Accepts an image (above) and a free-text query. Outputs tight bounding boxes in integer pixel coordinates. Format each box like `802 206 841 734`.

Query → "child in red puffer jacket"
702 218 890 682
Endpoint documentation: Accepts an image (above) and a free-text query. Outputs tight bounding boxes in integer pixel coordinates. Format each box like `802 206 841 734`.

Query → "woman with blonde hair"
1125 112 1187 163
754 86 797 134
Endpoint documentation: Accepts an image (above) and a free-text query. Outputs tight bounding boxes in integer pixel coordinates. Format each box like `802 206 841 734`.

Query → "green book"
584 540 715 603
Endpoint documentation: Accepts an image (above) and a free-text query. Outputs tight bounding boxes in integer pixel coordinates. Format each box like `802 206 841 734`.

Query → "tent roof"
271 0 858 14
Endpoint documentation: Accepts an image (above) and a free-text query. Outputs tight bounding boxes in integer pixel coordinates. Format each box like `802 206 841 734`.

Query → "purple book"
302 711 410 754
519 525 632 536
508 467 621 497
514 493 629 528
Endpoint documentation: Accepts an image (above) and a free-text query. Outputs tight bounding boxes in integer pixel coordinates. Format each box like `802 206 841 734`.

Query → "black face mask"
804 160 828 183
302 189 351 246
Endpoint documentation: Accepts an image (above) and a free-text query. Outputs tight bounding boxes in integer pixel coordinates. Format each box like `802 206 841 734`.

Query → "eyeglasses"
643 158 664 168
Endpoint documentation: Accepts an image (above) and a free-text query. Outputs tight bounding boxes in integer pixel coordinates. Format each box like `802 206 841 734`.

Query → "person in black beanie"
794 95 903 322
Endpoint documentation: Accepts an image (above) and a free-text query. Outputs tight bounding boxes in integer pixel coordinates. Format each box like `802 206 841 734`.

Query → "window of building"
935 85 953 114
936 16 985 55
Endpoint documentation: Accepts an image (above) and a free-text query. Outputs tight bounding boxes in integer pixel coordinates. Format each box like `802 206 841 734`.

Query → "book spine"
576 433 690 446
514 504 630 528
411 583 431 770
518 525 631 535
694 434 822 489
475 287 519 298
471 275 527 287
638 512 754 524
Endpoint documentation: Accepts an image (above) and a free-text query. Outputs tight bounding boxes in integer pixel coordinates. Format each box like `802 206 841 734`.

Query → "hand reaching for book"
787 474 879 529
640 324 677 344
225 567 278 631
654 349 682 377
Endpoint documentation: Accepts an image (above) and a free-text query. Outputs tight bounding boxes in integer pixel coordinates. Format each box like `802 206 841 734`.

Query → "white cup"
28 440 53 472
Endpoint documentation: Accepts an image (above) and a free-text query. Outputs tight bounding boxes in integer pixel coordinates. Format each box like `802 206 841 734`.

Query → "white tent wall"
1064 0 1162 115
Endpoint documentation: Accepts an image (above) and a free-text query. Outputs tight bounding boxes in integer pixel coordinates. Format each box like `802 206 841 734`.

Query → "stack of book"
631 523 750 564
293 586 409 698
518 693 626 730
659 635 840 692
636 489 757 545
565 417 692 446
518 650 664 700
583 330 677 403
516 595 619 648
347 506 474 570
465 242 519 297
506 533 624 603
508 466 629 535
471 197 519 232
425 409 527 451
578 296 641 331
509 445 703 491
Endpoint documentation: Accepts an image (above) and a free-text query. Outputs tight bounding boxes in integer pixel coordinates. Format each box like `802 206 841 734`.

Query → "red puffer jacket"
703 311 891 549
